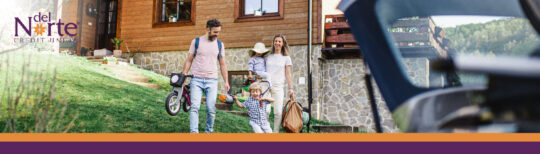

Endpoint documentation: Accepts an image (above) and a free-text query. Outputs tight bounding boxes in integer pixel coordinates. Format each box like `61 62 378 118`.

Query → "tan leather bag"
281 95 304 133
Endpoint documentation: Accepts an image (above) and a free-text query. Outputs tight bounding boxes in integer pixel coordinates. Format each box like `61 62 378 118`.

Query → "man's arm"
219 57 230 92
182 53 195 74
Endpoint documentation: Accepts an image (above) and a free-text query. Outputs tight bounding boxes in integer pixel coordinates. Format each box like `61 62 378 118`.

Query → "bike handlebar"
169 74 194 78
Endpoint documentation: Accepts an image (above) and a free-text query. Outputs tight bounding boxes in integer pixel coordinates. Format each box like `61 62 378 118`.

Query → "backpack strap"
194 37 223 59
194 37 200 56
217 39 223 58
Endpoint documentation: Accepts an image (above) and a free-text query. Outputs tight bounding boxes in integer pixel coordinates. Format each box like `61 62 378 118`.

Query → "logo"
14 12 77 43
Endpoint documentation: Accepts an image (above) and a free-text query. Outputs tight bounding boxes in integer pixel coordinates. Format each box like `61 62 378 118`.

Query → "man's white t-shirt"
265 53 292 85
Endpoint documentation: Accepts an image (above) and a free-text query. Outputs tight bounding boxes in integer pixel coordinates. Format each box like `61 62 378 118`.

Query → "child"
248 42 271 88
233 83 274 133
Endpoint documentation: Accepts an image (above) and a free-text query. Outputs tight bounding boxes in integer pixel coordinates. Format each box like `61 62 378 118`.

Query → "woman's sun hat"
249 42 269 57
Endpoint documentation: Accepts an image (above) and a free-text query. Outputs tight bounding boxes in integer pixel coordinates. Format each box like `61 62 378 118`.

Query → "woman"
265 34 294 133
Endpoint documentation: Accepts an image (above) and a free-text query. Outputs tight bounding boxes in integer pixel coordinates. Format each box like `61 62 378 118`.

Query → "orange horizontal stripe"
1 133 540 142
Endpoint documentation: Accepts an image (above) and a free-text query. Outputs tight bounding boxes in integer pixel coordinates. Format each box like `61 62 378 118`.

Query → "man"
181 19 230 133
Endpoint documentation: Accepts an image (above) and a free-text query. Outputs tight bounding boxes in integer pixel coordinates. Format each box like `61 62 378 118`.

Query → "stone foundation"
132 45 317 107
318 59 400 133
402 58 430 87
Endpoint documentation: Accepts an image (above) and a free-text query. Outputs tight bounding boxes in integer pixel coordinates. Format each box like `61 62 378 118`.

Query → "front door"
95 0 118 51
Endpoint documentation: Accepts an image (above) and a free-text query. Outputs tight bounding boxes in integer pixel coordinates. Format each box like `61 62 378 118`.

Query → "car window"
388 16 540 88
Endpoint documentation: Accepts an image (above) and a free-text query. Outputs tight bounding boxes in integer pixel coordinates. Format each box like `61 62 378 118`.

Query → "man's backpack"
194 37 223 59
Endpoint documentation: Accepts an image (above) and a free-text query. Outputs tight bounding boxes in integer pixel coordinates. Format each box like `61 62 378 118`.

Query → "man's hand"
224 83 230 92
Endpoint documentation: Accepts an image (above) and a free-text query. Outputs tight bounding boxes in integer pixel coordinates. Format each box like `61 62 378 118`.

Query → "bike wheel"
182 96 191 112
165 92 181 116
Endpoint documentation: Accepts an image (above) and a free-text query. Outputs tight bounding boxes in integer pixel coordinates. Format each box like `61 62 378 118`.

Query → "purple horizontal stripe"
0 142 538 154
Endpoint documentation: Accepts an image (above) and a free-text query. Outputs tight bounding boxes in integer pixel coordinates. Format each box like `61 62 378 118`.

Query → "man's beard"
207 33 217 40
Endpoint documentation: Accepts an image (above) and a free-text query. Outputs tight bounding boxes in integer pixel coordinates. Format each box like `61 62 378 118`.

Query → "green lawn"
0 50 254 133
0 49 336 133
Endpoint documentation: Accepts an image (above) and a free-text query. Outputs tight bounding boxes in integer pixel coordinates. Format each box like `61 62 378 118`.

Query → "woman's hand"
289 89 294 98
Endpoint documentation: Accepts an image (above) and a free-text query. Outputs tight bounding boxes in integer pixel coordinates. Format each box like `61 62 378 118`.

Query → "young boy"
233 83 274 133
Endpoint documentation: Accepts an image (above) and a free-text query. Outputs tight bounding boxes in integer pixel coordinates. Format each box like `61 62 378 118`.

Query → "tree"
444 18 540 57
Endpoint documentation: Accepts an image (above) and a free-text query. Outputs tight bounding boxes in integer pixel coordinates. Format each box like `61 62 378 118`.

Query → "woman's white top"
265 53 292 85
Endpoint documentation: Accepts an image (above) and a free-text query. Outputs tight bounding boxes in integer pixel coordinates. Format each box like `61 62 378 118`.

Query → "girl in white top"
265 34 294 133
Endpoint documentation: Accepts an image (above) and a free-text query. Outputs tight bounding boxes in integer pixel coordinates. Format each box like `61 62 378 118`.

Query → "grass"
134 66 171 93
0 50 254 133
0 49 337 133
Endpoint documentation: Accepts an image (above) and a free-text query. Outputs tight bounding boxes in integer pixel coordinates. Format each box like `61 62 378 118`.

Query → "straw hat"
249 42 269 57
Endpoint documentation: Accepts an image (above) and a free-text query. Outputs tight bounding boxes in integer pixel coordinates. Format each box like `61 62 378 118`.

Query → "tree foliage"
444 18 540 57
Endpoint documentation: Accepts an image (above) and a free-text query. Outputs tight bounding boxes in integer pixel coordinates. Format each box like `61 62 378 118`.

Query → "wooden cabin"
58 0 322 54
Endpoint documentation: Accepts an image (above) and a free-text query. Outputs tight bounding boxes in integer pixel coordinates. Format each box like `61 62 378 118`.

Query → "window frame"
152 0 196 28
228 71 251 96
234 0 284 23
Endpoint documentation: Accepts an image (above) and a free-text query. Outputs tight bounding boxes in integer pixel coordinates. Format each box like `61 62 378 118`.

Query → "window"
391 27 419 33
228 71 250 96
153 0 195 28
389 16 540 88
235 0 284 22
107 0 117 35
408 27 418 33
414 41 426 46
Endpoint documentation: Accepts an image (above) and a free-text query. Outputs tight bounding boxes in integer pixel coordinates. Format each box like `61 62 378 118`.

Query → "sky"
321 0 505 28
323 0 343 15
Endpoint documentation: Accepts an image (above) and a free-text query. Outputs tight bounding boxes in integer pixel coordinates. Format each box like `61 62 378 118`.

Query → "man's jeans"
189 77 218 133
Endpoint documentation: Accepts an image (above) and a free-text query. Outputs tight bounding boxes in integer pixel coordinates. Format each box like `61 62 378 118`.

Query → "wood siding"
80 0 97 50
60 0 97 54
118 0 320 52
59 0 79 53
61 0 78 25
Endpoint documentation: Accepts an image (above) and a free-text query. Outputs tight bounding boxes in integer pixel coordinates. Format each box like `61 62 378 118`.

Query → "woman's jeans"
267 82 284 133
189 77 218 133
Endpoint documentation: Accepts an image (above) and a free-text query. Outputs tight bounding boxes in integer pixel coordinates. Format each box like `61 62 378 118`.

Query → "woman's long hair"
270 34 290 56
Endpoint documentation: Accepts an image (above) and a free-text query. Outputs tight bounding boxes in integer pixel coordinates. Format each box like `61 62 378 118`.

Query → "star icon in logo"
33 23 46 36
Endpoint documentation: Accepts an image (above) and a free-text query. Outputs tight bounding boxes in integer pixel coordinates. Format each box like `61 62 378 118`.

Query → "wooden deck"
322 14 361 59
